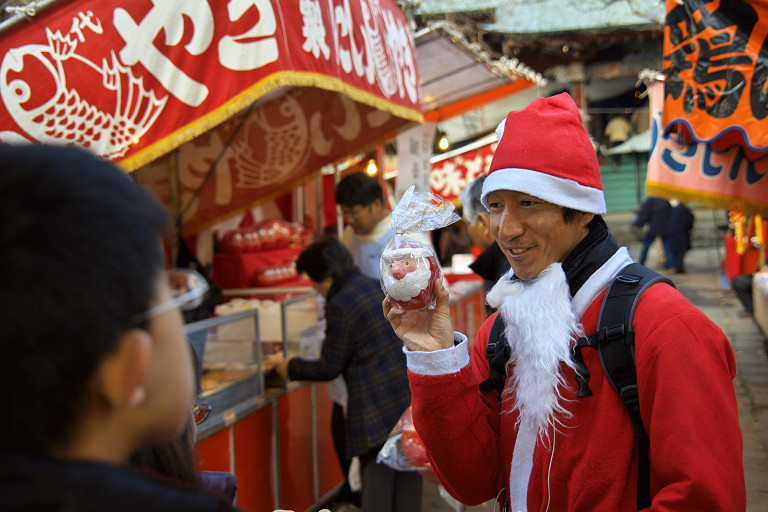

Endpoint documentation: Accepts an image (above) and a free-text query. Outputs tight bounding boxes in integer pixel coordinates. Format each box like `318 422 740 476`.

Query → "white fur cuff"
404 334 470 376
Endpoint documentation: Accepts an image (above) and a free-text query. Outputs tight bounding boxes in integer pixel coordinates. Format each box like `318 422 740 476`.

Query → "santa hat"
481 93 606 215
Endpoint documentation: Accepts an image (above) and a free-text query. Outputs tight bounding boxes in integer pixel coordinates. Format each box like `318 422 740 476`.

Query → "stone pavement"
421 244 768 512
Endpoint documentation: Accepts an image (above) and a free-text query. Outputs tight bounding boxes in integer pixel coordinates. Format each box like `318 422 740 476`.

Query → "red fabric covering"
443 272 481 285
212 249 309 289
484 93 606 215
723 235 762 283
0 0 421 170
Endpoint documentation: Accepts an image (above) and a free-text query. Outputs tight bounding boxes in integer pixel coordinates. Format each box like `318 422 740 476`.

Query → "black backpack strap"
571 335 596 398
479 315 509 399
597 262 674 510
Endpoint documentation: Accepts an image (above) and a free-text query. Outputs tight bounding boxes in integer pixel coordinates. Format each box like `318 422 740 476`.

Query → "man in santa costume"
383 93 745 511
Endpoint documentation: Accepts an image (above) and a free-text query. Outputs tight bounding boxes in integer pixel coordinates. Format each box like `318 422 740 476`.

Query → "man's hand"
382 276 455 352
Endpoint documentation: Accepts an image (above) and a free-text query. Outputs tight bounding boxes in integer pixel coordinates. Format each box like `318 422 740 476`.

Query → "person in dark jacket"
632 196 675 269
667 200 695 273
272 237 420 512
0 145 240 511
459 175 511 314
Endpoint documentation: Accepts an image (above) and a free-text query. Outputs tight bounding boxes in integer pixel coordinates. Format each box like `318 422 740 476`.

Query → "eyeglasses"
131 268 209 324
341 205 367 221
193 403 212 425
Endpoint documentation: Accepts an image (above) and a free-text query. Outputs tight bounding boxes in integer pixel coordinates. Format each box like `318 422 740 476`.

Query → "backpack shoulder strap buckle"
479 315 509 399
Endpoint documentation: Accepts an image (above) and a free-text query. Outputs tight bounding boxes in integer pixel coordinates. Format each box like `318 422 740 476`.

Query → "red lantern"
221 230 246 254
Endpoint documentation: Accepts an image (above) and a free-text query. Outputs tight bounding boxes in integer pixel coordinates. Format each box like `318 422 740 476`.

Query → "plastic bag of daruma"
379 186 460 310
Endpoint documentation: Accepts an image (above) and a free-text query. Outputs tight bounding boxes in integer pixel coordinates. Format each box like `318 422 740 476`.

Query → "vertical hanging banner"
663 0 768 159
0 0 422 172
647 80 768 213
395 122 435 200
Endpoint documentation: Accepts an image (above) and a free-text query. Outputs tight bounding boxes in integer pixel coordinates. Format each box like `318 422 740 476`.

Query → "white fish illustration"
1 28 166 159
233 94 310 188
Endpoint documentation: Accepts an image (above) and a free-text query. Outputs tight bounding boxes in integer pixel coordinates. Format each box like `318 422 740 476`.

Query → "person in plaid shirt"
273 237 421 512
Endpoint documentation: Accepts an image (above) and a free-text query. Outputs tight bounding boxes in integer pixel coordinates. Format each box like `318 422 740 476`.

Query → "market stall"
0 3 540 510
0 2 424 511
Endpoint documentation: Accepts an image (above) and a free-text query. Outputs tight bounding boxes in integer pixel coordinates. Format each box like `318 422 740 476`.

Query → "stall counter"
195 381 343 512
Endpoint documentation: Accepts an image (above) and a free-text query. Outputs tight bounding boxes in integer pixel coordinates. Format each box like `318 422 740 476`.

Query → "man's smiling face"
487 190 593 281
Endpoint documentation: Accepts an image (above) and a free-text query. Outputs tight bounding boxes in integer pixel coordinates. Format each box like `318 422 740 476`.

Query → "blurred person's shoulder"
1 453 239 512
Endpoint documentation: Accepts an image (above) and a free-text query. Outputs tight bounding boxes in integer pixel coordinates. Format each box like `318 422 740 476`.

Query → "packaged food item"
379 186 460 310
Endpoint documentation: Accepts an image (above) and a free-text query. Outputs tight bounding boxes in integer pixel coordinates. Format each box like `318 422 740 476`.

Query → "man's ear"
580 212 595 229
95 329 152 410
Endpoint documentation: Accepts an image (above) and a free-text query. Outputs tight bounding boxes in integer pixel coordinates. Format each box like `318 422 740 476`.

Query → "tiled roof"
416 0 664 34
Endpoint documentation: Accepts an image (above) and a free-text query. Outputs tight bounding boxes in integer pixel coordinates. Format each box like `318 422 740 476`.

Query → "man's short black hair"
0 144 170 456
295 236 355 282
335 172 384 207
562 207 607 229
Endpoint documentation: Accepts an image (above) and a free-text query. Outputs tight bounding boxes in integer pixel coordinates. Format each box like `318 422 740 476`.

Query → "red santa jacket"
407 282 745 511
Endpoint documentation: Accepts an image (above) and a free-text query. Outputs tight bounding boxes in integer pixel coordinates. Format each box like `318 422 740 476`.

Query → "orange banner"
663 0 768 159
647 81 768 214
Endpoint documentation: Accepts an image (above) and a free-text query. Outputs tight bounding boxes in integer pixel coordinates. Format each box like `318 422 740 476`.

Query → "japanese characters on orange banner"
647 81 768 214
430 141 497 202
663 0 768 159
0 0 421 171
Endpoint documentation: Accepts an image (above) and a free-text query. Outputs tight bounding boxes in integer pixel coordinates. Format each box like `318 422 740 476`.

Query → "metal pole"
311 383 320 501
272 402 282 509
335 164 343 239
0 0 63 35
315 172 324 238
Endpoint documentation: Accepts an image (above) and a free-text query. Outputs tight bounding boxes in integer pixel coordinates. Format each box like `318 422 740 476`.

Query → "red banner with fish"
0 0 421 171
133 86 408 234
662 0 768 160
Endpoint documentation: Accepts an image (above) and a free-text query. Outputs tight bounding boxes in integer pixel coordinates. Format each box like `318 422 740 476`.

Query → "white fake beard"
486 263 581 440
382 259 432 301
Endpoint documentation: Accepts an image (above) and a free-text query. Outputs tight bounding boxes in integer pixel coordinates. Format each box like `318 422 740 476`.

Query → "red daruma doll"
380 186 460 310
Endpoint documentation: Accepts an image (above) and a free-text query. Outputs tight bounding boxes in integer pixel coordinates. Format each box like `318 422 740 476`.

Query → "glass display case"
280 291 322 360
189 291 324 433
185 309 264 427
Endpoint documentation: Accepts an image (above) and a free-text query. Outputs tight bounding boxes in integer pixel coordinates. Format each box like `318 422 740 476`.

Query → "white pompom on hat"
481 92 606 215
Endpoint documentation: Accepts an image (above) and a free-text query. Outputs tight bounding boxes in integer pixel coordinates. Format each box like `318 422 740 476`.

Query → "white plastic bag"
376 406 437 483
